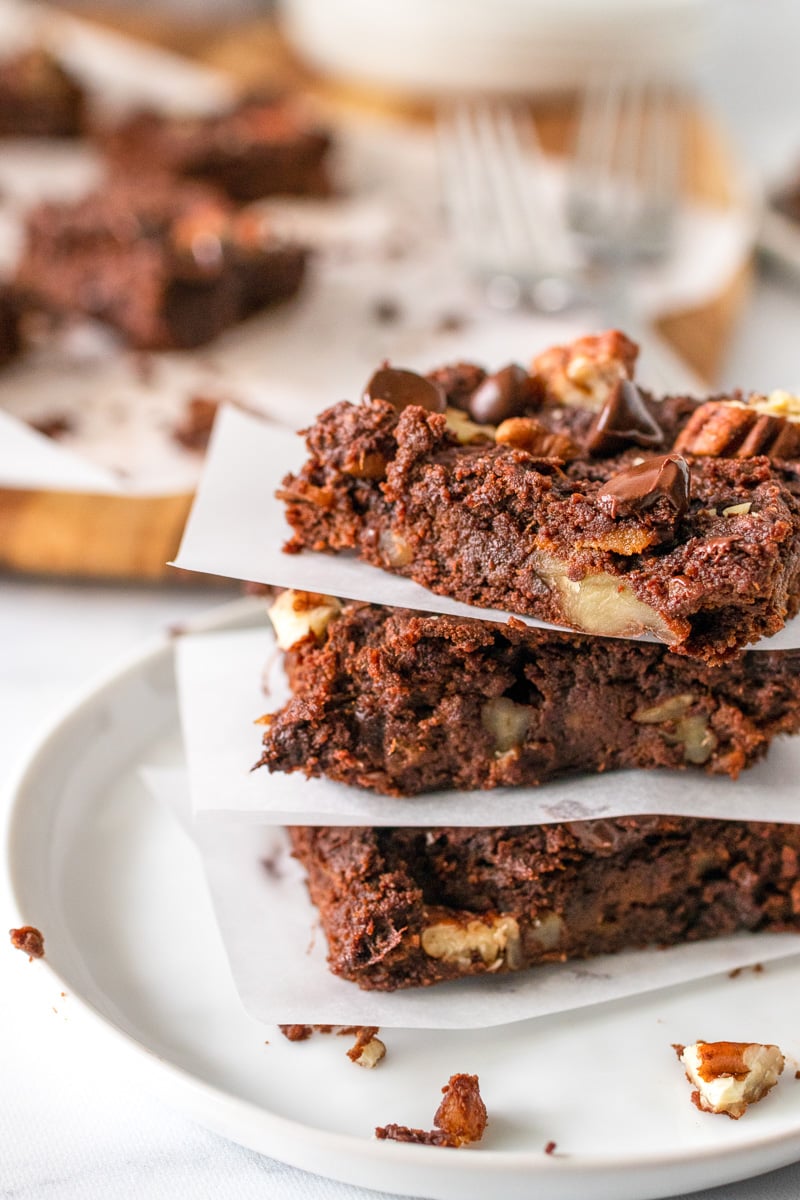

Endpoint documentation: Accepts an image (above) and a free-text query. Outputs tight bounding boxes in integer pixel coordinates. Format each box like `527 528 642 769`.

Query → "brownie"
13 176 307 349
259 597 800 796
0 287 20 367
279 333 800 663
0 48 84 138
99 92 331 202
289 818 800 991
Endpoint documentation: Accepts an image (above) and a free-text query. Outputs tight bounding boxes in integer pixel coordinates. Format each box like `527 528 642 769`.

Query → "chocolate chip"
467 363 531 425
363 366 446 414
599 454 690 520
586 379 664 456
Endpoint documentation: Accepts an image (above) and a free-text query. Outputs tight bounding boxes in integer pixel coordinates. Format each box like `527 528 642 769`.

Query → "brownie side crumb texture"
99 92 331 202
288 819 800 991
278 334 800 663
13 176 307 350
259 601 800 796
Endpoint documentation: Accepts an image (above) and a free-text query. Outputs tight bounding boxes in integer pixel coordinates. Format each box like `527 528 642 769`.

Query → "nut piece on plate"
268 589 341 650
531 330 639 410
9 925 45 959
376 1073 488 1147
677 1040 785 1119
674 393 800 461
347 1026 387 1069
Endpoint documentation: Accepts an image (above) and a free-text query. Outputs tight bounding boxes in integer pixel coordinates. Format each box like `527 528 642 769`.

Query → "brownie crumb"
30 413 74 440
376 1073 487 1148
544 1140 557 1155
435 312 467 334
729 967 742 979
672 1043 686 1059
795 1070 800 1080
10 925 44 959
172 395 221 452
371 298 402 325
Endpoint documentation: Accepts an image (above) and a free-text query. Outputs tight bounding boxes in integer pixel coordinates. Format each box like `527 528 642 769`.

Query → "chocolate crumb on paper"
10 926 45 959
376 1073 487 1148
30 413 75 440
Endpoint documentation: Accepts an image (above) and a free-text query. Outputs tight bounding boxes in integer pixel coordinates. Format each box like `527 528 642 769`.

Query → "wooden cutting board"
0 11 752 582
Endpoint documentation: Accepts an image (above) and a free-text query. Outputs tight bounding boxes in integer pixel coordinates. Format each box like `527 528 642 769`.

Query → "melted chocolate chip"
599 454 690 520
363 366 445 414
586 379 664 456
468 363 531 425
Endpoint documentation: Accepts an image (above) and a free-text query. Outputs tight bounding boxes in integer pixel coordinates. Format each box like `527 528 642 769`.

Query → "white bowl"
280 0 710 98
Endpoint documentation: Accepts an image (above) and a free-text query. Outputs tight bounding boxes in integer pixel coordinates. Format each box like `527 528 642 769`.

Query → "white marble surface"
6 2 800 1195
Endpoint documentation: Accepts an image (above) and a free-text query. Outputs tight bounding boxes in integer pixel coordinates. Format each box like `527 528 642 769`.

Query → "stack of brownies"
255 330 800 992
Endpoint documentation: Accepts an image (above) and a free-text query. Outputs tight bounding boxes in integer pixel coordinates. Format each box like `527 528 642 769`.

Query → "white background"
6 0 800 1195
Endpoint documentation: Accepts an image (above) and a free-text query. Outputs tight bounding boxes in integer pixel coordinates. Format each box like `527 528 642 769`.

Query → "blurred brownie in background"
0 48 85 137
14 175 307 350
99 92 332 202
0 288 20 367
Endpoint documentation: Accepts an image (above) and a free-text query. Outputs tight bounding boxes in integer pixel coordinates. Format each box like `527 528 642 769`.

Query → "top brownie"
98 92 331 202
279 332 800 663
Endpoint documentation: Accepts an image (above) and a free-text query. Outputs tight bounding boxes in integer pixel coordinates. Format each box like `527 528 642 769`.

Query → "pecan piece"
531 330 639 410
677 1040 784 1119
376 1073 487 1147
674 395 800 461
496 417 578 459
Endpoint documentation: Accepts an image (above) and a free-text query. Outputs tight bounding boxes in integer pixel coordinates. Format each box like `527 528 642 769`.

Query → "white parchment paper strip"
175 626 800 825
142 766 800 1028
173 406 800 651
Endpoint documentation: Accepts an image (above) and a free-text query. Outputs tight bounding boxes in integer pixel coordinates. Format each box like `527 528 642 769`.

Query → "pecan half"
674 395 800 461
531 330 639 410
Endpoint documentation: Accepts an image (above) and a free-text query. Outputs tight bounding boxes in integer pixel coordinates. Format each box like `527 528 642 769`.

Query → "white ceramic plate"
6 597 800 1200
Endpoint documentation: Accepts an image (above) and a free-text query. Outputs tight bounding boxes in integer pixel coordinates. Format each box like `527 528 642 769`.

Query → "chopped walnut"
531 330 638 410
347 1026 386 1069
444 406 496 445
268 589 341 650
677 1040 785 1119
376 1073 487 1148
421 913 522 969
9 926 44 959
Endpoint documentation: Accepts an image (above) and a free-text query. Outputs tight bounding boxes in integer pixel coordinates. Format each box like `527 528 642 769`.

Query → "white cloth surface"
7 0 800 1194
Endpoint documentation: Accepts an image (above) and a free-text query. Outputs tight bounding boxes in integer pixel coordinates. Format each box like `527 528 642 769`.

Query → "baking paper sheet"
172 405 800 651
175 625 800 825
142 765 800 1028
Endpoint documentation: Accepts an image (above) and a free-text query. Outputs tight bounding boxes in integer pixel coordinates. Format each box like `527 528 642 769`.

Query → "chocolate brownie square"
99 92 331 202
289 818 800 990
259 592 800 796
14 175 307 349
278 333 800 663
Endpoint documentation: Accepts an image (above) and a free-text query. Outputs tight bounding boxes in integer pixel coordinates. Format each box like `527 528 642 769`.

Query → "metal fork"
437 101 575 313
564 73 699 393
566 72 681 276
